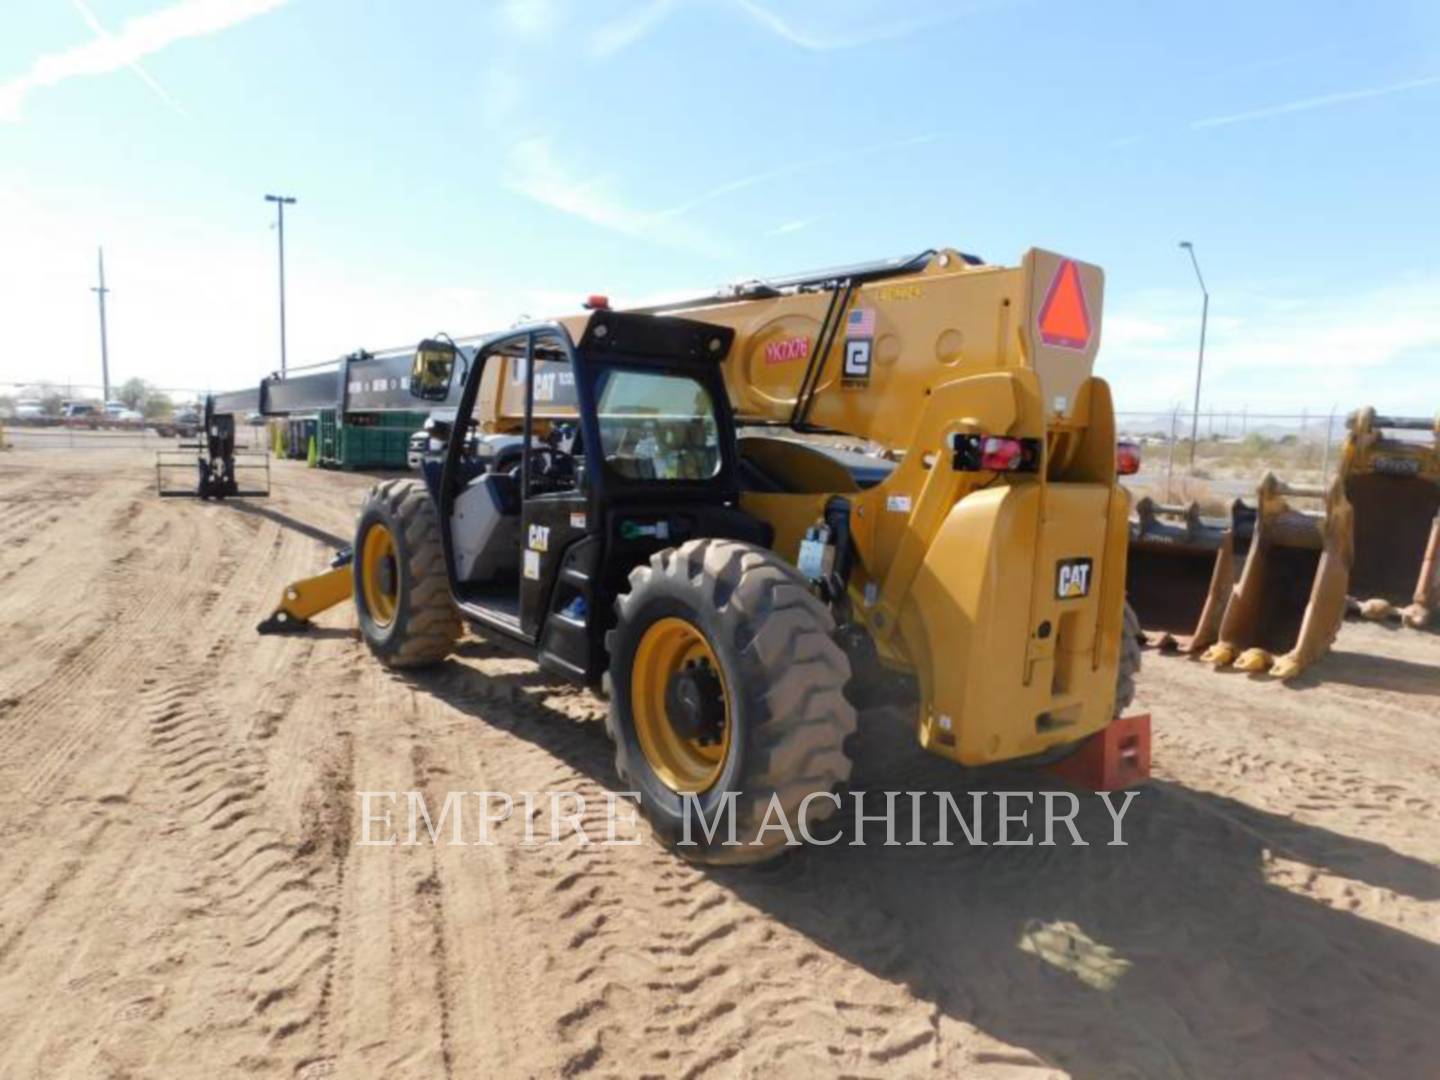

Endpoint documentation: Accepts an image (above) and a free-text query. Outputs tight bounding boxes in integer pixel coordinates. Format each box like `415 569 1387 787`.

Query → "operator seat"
452 470 521 582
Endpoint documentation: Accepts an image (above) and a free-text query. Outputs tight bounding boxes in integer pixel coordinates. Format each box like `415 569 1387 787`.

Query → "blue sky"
2 0 1438 413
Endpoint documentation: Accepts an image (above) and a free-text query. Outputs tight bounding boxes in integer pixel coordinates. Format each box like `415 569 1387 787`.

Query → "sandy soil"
1 447 1437 1079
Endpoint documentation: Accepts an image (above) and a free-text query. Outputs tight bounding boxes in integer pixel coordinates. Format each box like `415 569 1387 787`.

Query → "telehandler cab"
260 247 1144 861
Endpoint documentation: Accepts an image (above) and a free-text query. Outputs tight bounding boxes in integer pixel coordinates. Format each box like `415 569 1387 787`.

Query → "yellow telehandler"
260 247 1145 860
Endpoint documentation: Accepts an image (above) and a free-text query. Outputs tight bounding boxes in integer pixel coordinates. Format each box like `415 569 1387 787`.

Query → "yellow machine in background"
1201 475 1352 680
1339 409 1440 628
1413 517 1440 629
1126 497 1253 655
1131 406 1439 681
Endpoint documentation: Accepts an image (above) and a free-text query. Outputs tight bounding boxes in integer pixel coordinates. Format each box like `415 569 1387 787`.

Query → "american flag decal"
846 306 876 338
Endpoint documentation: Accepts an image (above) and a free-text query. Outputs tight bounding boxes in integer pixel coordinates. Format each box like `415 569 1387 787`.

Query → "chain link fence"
1116 408 1351 507
2 424 268 452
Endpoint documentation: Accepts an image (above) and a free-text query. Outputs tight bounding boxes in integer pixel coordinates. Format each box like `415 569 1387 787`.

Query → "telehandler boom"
261 247 1143 861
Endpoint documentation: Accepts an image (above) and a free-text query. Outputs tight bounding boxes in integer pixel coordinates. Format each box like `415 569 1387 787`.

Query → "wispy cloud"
498 0 559 38
502 137 723 255
1100 276 1440 412
1192 73 1440 129
504 131 939 254
591 0 679 58
70 0 186 117
0 0 289 121
731 0 963 51
662 131 941 218
765 217 818 237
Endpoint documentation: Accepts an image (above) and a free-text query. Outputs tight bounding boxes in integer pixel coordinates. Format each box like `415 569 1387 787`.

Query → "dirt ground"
1 448 1438 1079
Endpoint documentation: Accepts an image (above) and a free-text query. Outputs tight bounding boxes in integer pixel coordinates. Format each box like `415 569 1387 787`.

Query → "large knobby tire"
606 539 857 864
353 479 461 668
1114 600 1142 716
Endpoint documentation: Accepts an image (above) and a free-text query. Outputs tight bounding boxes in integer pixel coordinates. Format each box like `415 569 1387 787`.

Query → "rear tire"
606 539 856 864
1115 600 1142 715
353 479 461 668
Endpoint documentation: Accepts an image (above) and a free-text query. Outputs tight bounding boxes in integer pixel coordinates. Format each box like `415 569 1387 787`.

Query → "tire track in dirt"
0 485 186 704
0 478 265 790
406 661 927 1079
407 744 457 1079
15 498 219 798
136 654 350 1073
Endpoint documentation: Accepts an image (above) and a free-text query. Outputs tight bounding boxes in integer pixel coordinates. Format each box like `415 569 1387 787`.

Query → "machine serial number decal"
1374 456 1421 476
523 550 541 580
874 284 924 302
763 336 811 365
1056 557 1093 599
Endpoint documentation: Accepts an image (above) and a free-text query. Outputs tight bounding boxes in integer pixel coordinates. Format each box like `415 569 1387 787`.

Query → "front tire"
353 479 461 668
606 539 856 864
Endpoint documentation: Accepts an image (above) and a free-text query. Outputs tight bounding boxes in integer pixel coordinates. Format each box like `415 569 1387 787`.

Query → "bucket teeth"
1233 648 1273 674
1358 597 1396 621
1269 654 1303 681
1202 642 1236 667
1402 603 1433 630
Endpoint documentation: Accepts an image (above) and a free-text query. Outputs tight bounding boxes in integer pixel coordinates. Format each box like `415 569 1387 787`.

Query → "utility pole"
91 247 111 402
265 194 297 376
1178 241 1209 469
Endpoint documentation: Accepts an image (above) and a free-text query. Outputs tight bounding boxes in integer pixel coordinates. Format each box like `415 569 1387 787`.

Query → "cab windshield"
595 368 721 482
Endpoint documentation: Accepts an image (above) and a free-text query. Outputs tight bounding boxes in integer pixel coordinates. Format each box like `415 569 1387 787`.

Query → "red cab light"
583 294 611 310
1116 440 1141 476
949 432 1041 473
981 436 1025 471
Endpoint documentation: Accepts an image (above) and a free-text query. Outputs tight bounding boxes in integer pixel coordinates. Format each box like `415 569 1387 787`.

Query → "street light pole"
1178 240 1209 469
91 246 111 402
265 194 297 376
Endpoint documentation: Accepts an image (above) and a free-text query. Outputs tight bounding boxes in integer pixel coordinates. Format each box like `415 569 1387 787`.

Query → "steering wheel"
530 423 581 487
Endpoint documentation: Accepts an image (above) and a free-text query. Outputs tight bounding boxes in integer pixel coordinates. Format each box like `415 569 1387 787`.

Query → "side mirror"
411 339 458 401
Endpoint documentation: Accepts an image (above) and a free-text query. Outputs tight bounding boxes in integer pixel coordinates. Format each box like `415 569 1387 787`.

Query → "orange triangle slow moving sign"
1037 259 1092 351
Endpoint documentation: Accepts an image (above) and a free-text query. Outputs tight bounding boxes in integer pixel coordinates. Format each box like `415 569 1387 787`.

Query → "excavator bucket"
1126 497 1255 654
1412 514 1440 629
1339 409 1440 629
1202 474 1353 680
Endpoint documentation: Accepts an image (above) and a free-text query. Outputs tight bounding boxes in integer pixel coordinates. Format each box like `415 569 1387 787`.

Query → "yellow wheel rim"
360 521 399 628
631 617 731 793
